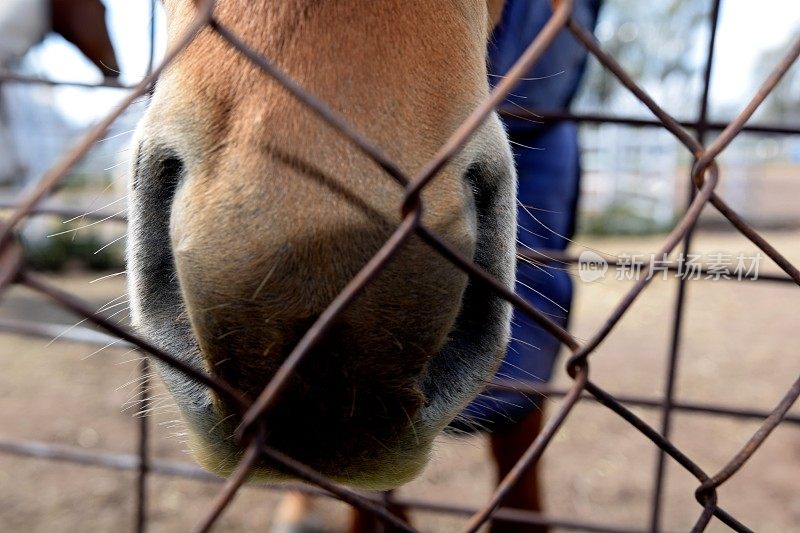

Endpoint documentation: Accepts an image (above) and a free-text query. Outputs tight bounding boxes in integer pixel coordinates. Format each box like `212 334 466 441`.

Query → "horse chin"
185 426 433 491
177 388 435 490
138 302 490 490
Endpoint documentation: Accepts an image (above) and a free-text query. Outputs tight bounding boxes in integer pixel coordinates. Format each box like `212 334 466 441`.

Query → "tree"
752 31 800 124
575 0 711 116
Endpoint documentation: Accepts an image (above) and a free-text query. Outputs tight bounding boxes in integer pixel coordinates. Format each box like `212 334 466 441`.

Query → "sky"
712 1 800 110
21 0 800 126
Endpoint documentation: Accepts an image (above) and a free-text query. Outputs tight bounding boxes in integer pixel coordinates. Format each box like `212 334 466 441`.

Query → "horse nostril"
132 147 184 196
128 147 186 324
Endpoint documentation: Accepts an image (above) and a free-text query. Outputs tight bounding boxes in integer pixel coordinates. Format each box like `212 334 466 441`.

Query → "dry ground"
1 230 799 532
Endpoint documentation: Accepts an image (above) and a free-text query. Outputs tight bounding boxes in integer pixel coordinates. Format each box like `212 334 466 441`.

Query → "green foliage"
23 225 125 272
61 172 115 191
579 201 676 236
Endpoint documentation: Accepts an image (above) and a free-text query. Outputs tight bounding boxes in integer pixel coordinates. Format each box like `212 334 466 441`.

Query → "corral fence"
0 0 799 531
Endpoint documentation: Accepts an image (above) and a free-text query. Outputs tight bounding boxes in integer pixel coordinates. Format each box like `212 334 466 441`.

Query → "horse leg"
349 491 409 533
271 491 327 533
488 408 547 533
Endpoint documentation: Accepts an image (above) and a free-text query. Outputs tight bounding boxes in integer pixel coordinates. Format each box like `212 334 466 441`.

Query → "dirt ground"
1 230 799 533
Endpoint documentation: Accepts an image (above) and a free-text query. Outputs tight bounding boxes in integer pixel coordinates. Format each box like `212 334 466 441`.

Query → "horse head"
50 0 120 78
129 0 515 489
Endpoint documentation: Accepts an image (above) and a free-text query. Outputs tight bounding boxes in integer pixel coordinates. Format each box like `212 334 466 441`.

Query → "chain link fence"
0 0 799 531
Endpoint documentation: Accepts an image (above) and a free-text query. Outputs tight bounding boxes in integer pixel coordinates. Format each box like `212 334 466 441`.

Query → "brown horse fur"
130 0 524 494
50 0 119 78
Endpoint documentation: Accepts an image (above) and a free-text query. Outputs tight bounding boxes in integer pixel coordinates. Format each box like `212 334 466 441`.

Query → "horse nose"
169 175 473 408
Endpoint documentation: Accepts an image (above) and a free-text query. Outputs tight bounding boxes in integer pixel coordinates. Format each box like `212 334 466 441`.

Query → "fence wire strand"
0 0 799 531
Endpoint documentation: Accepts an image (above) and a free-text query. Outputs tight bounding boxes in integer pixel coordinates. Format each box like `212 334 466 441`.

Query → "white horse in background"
0 0 119 184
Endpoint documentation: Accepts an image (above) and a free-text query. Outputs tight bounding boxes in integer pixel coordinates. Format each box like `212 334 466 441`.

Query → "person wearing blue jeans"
277 3 603 532
450 2 601 531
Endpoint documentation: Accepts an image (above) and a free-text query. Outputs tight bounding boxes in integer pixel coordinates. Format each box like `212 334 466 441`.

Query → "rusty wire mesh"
0 0 799 531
